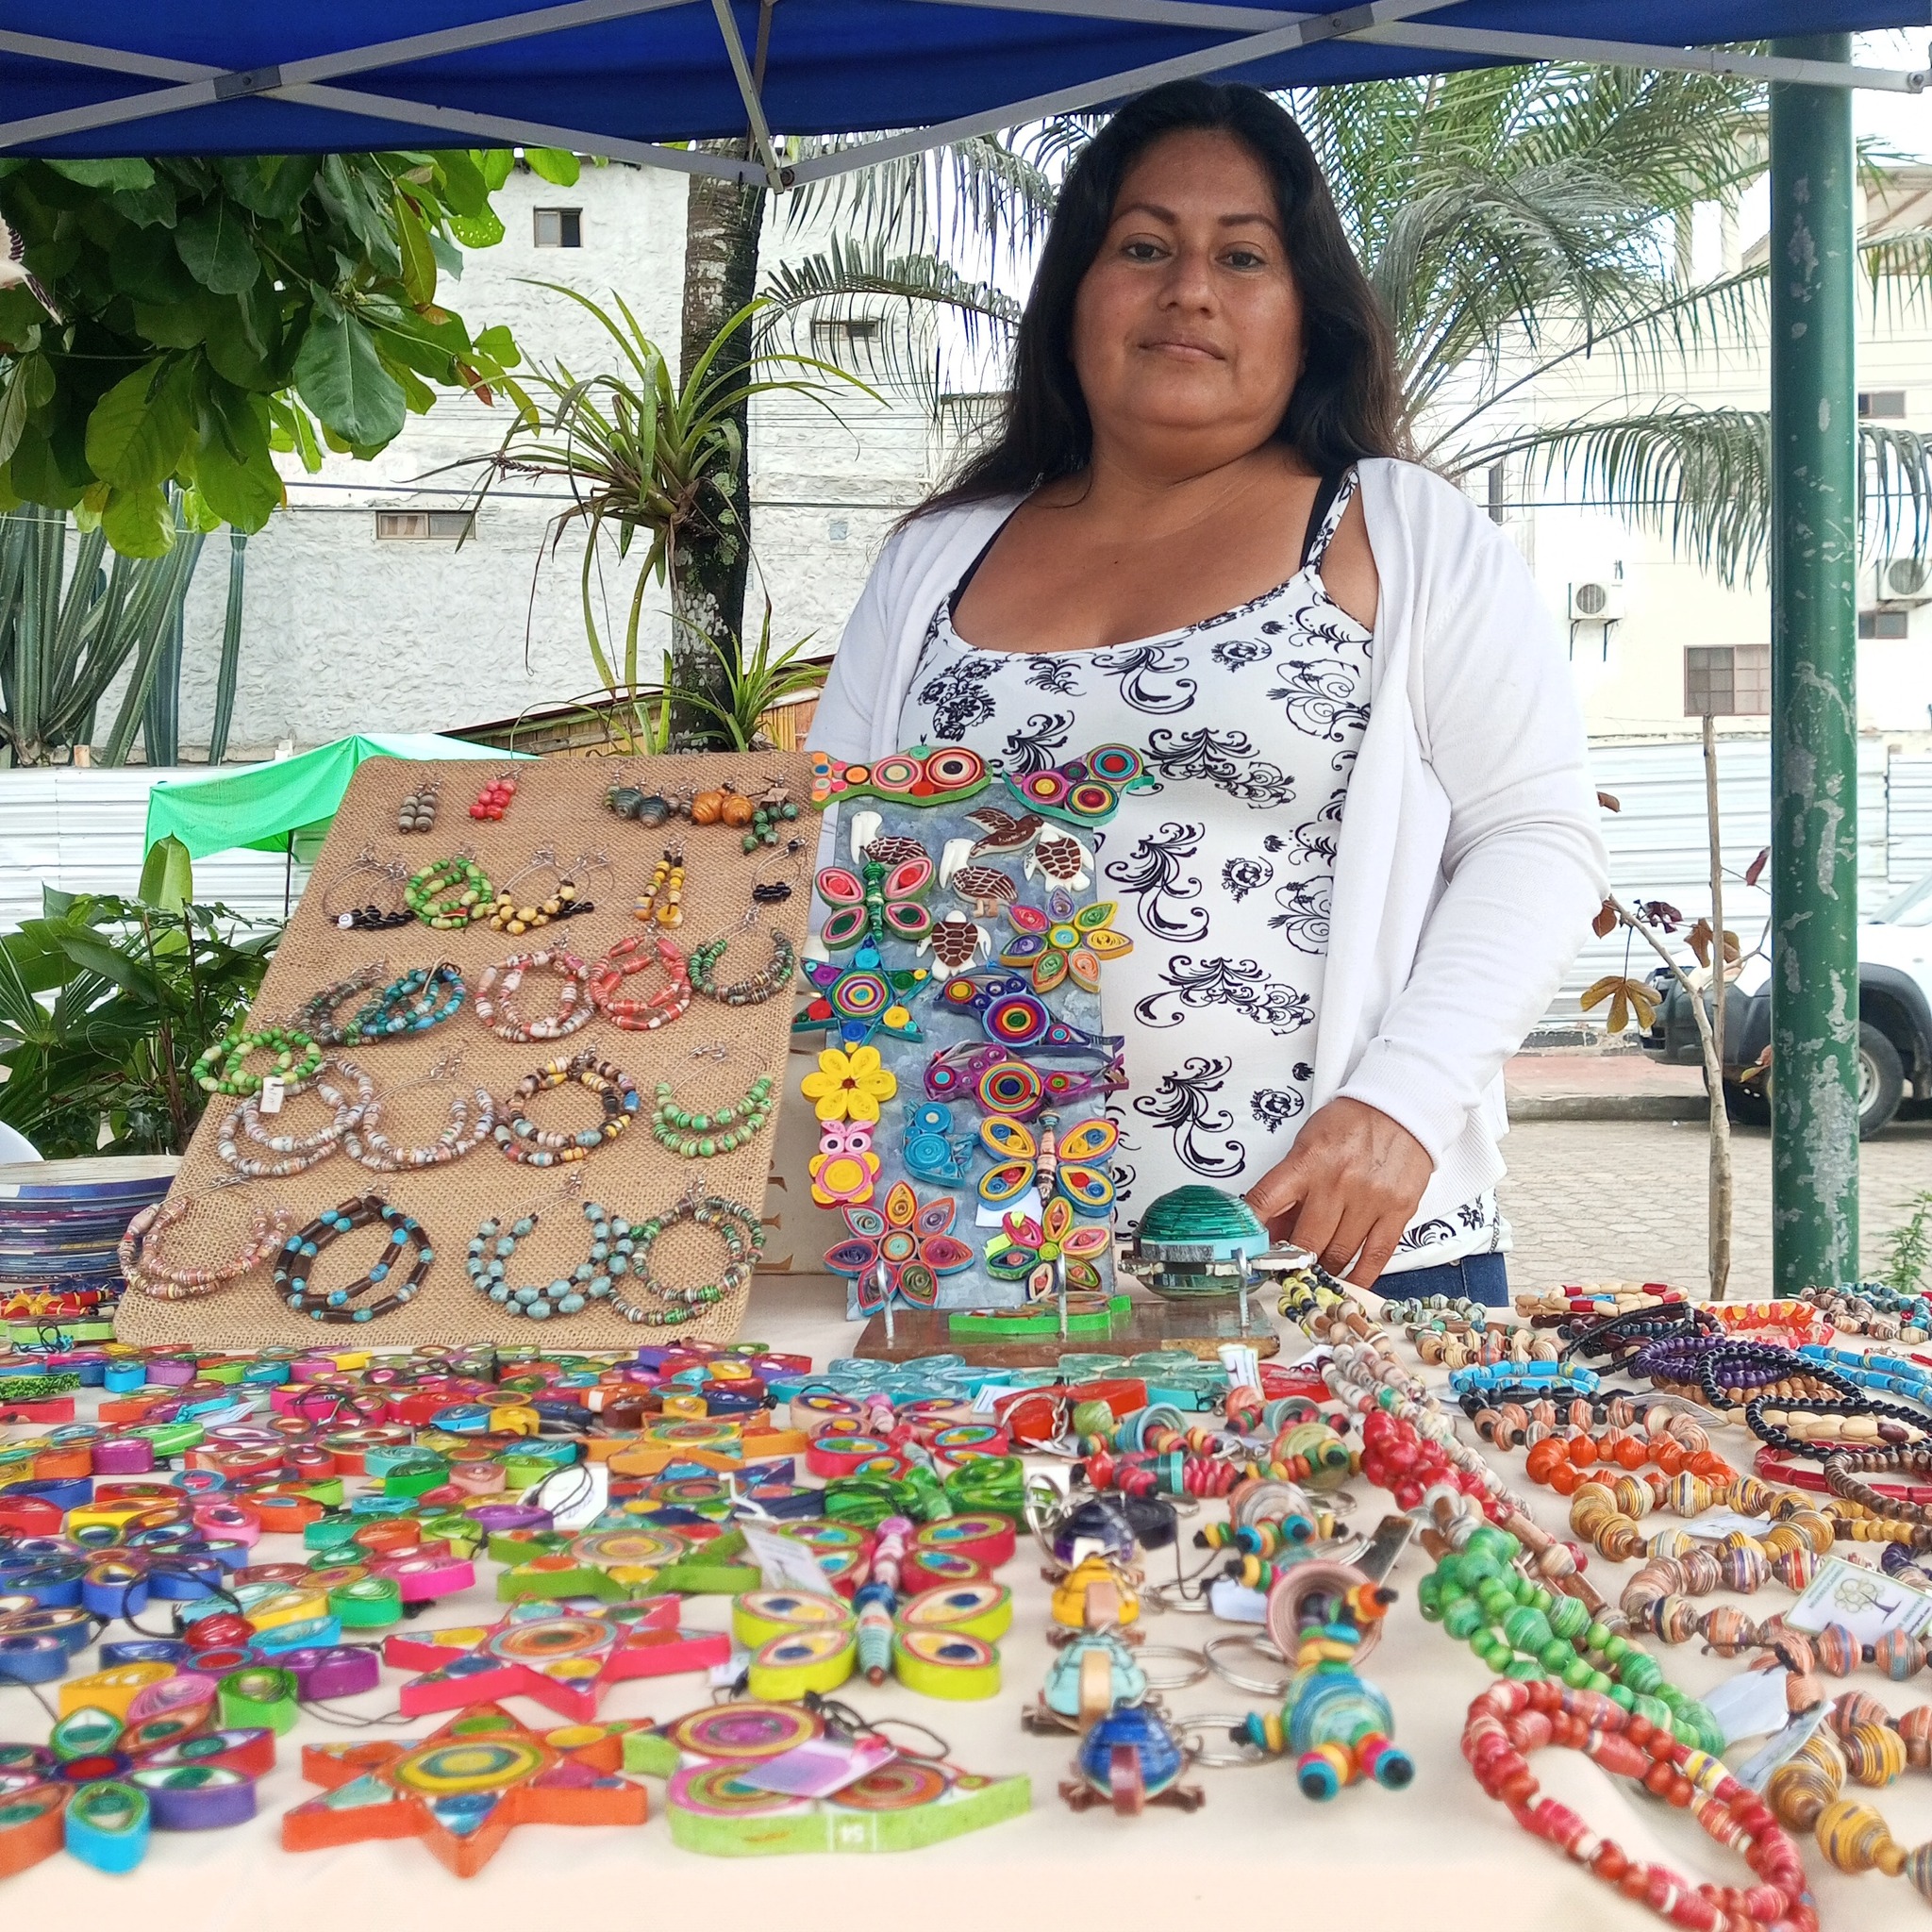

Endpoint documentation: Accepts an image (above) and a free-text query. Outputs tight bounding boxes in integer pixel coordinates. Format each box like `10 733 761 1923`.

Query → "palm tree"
765 65 1932 583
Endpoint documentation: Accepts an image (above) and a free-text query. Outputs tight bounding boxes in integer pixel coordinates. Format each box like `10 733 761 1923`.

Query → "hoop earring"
322 847 412 931
591 935 693 1030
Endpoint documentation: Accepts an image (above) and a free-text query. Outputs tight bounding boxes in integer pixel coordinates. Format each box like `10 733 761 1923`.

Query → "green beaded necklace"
1418 1523 1724 1755
649 1071 776 1158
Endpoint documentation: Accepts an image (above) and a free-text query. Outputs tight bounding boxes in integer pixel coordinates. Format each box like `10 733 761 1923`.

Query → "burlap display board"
116 753 818 1350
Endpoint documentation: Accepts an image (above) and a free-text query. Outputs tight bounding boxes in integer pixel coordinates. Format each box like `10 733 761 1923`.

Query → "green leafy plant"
460 287 865 734
626 601 830 752
0 149 537 555
1878 1191 1932 1295
0 880 280 1157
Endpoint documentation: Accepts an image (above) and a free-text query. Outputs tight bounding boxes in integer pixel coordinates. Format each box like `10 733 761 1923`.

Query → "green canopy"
142 734 531 864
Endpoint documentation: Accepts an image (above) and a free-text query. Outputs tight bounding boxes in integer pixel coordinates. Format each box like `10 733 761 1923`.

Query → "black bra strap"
947 516 1014 615
1299 472 1346 571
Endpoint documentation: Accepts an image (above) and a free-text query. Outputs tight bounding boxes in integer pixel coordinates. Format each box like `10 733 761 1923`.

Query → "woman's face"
1070 127 1304 465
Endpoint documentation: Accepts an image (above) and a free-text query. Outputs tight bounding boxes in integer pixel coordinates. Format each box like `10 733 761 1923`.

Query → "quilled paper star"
824 1182 975 1312
383 1597 731 1722
1000 888 1132 994
794 942 929 1049
282 1704 652 1877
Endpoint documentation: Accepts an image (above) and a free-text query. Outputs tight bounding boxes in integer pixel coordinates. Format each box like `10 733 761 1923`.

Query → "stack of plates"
0 1156 179 1299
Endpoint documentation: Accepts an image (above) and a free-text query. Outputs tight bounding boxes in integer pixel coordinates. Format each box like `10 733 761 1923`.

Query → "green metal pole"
1770 37 1859 1297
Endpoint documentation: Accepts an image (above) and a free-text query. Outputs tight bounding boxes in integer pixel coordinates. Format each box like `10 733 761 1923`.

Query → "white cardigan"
811 458 1609 1225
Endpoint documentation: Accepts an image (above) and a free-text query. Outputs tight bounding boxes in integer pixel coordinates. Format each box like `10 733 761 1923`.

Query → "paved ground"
1505 1044 1703 1118
1496 1114 1932 1296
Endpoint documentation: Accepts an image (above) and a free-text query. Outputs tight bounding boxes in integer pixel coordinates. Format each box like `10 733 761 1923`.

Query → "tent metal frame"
0 3 1920 187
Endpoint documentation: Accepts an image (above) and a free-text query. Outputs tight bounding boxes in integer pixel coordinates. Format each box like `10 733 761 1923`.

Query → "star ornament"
384 1597 731 1723
794 941 929 1049
824 1182 975 1311
1000 889 1132 994
283 1704 650 1878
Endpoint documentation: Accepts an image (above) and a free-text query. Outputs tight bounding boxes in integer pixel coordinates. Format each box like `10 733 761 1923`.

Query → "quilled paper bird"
937 973 1121 1057
824 1182 975 1311
977 1111 1118 1216
985 1198 1112 1293
1000 743 1152 827
962 806 1046 857
949 863 1019 918
808 744 991 808
1000 888 1133 993
923 1042 1128 1119
816 850 935 953
903 1102 973 1185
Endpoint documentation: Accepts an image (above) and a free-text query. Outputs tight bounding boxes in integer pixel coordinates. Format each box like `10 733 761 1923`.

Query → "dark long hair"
918 80 1406 517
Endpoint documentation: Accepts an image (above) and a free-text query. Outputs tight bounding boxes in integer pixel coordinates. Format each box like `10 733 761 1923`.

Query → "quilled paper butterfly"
808 744 991 809
816 848 935 953
824 1183 975 1311
986 1199 1111 1292
977 1111 1118 1216
999 744 1151 827
1000 887 1132 993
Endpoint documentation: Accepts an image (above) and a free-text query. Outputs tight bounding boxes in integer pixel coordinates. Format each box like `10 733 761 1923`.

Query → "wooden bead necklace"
404 854 491 929
1746 1393 1932 1459
119 1195 292 1302
650 1052 776 1158
1466 1677 1819 1932
632 848 686 928
191 1023 324 1098
274 1195 432 1324
321 850 412 932
472 949 594 1043
590 935 692 1030
607 1187 764 1326
494 1051 641 1166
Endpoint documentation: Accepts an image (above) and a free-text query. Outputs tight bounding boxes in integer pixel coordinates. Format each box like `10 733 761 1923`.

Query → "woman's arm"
810 544 897 761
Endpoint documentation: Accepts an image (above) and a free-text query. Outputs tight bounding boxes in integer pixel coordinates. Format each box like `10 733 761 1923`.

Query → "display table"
6 1277 1928 1932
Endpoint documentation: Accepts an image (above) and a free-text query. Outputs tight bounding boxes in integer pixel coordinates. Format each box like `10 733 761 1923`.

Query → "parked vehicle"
1641 872 1932 1139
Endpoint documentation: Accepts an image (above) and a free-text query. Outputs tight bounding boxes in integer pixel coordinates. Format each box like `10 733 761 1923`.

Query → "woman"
811 80 1607 1304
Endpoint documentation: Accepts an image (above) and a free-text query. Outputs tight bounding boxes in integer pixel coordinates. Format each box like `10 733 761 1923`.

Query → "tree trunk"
675 145 766 741
1702 713 1733 1300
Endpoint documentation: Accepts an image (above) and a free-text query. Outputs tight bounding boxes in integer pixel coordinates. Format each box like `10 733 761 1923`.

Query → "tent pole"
285 833 294 921
1769 34 1860 1298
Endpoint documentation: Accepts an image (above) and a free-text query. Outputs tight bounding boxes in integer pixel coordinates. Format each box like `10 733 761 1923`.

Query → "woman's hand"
1243 1097 1433 1287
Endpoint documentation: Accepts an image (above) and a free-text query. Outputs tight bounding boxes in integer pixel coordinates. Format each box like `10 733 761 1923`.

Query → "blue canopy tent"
2 1 1923 1293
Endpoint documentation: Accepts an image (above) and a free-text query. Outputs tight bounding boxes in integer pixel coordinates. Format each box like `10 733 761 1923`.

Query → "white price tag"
1208 1578 1268 1624
1218 1344 1262 1392
1686 1509 1774 1538
741 1523 838 1594
1701 1665 1795 1746
1787 1555 1932 1644
258 1075 285 1116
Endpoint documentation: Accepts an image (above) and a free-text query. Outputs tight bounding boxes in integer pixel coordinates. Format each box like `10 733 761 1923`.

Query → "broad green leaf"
480 149 514 190
175 199 260 295
292 311 407 447
108 175 178 229
44 158 155 192
194 427 281 530
138 835 195 911
432 150 489 216
525 148 580 186
85 358 192 491
130 298 209 349
100 485 174 558
394 194 438 307
475 324 521 368
111 222 198 302
448 208 505 249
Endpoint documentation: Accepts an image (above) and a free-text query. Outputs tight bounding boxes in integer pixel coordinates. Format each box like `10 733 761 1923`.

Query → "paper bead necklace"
650 1055 776 1158
291 964 391 1049
607 1189 764 1326
482 848 605 935
191 1024 324 1098
591 935 693 1030
275 1196 432 1324
404 855 491 929
473 949 594 1043
215 1069 352 1178
119 1195 293 1302
468 1191 622 1319
494 1051 641 1165
1769 1726 1932 1906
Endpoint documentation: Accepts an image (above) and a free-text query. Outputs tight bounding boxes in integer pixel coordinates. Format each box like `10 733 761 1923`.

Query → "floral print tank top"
895 469 1503 1271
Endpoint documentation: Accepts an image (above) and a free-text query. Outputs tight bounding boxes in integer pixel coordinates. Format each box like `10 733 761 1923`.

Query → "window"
827 519 849 543
1859 390 1907 419
1859 608 1911 640
812 317 880 345
375 510 475 541
533 208 582 248
1684 642 1770 717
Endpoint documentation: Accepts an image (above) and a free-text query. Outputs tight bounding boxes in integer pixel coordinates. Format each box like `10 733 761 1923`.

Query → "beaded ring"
494 1052 641 1166
650 1059 777 1158
119 1195 293 1302
404 854 491 929
328 1059 495 1173
467 1194 627 1319
275 1195 432 1324
591 935 693 1030
607 1189 764 1326
191 1024 324 1098
690 929 796 1007
473 949 594 1043
350 962 466 1041
291 964 392 1049
321 851 413 932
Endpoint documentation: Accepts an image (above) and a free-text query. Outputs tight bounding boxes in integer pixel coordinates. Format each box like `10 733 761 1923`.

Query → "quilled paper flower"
823 1181 974 1310
986 1196 1111 1291
800 1044 898 1123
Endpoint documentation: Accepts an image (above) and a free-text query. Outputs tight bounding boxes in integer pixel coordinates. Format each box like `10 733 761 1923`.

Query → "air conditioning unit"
1873 557 1932 607
1569 579 1624 624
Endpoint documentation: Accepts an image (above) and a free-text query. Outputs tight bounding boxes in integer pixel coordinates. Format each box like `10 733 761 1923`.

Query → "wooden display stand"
854 1298 1280 1365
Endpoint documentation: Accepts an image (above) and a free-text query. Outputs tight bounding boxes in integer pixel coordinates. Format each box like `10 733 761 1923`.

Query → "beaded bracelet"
275 1195 432 1324
350 962 466 1041
468 1195 616 1319
608 1189 763 1326
590 936 692 1031
191 1024 324 1098
215 1072 346 1178
494 1052 641 1166
404 855 491 929
119 1195 292 1301
689 929 797 1008
473 949 594 1043
650 1069 776 1158
1799 1283 1932 1343
1744 1392 1931 1461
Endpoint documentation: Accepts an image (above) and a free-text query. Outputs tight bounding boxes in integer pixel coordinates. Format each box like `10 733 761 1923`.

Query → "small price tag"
1686 1508 1773 1538
1702 1664 1796 1746
1218 1343 1262 1392
1208 1578 1268 1624
1787 1554 1932 1644
740 1735 897 1798
258 1076 286 1116
741 1522 837 1594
